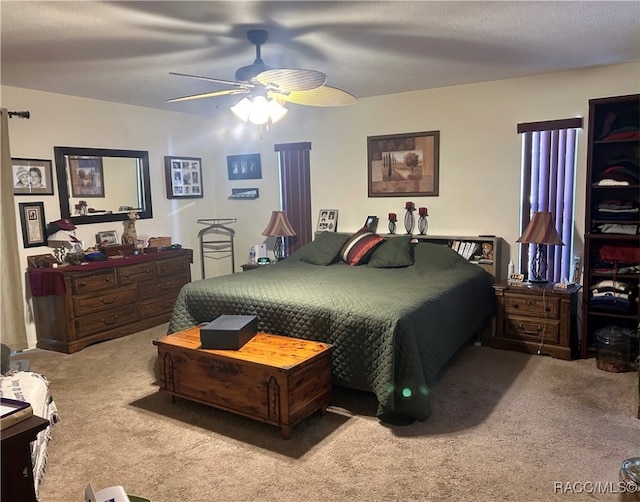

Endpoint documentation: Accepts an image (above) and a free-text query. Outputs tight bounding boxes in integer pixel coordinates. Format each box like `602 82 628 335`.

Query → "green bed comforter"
168 242 495 422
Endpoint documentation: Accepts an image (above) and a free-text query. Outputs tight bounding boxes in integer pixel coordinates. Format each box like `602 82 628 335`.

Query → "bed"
168 232 496 423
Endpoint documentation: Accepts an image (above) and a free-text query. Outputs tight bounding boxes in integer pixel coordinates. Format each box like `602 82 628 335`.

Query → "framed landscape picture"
12 158 54 195
367 130 440 197
164 156 203 199
227 153 262 180
68 155 104 197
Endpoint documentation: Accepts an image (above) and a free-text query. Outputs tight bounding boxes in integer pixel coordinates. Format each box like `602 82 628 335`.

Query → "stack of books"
450 240 481 261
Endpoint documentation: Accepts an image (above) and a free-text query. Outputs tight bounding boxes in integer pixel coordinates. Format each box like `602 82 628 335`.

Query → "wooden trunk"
153 327 333 439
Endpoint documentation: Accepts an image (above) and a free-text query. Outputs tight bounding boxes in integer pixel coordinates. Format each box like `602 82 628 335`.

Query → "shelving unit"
581 94 639 359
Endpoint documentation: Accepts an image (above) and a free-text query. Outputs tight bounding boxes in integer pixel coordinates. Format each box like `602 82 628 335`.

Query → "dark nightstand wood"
1 416 49 502
493 281 581 360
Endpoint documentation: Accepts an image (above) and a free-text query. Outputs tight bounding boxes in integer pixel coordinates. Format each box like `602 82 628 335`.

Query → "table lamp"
262 211 296 260
517 211 563 283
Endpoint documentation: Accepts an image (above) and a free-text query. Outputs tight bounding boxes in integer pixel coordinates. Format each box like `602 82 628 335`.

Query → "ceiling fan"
166 29 357 118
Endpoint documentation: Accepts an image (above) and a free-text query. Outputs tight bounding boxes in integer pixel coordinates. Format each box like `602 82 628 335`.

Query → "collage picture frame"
317 209 339 232
164 156 203 199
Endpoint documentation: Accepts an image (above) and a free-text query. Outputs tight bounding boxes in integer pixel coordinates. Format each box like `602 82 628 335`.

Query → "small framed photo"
364 215 379 232
12 158 54 195
97 230 119 246
227 153 262 180
68 155 104 197
317 209 339 232
18 202 47 248
164 156 203 199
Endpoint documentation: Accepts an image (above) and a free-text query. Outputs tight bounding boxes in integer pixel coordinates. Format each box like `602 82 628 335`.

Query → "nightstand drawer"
504 293 560 319
503 315 560 344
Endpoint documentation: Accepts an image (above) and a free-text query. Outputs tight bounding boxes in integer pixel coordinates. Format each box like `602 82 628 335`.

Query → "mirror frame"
54 146 153 225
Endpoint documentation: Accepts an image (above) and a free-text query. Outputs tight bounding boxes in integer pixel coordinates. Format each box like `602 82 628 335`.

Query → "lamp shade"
517 211 563 245
262 211 296 237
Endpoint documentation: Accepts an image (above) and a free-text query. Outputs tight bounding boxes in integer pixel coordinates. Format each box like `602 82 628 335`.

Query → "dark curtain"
274 142 312 255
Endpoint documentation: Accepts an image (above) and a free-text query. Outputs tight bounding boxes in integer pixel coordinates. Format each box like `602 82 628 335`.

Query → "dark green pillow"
367 236 415 268
300 232 351 265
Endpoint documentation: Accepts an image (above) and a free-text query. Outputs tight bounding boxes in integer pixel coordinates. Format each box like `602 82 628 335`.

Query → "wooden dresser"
28 249 192 353
493 281 581 360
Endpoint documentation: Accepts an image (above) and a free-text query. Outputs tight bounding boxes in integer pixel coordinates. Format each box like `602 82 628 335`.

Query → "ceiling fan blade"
166 88 248 103
169 72 254 90
274 86 358 107
256 69 327 92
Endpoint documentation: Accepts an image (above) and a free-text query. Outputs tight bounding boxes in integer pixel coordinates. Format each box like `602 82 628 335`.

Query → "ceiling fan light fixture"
230 97 253 122
231 96 288 125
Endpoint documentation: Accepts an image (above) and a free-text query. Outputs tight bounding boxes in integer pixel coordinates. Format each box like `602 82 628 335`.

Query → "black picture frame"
227 153 262 180
18 201 47 248
367 130 440 197
164 156 203 199
364 215 379 232
12 158 54 196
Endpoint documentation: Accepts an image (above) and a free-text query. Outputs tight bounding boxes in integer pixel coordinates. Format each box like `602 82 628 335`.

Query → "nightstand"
493 281 581 360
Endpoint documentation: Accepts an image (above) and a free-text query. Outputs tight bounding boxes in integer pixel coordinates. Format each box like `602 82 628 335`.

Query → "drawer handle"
123 268 151 277
100 295 117 305
517 323 541 336
79 276 111 287
526 300 535 306
158 282 173 290
100 315 118 325
510 302 519 309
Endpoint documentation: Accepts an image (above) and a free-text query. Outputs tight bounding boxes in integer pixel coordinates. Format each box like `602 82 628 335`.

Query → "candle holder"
388 213 397 234
404 202 415 234
417 207 429 235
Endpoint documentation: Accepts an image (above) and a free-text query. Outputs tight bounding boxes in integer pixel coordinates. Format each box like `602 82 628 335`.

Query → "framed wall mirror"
54 146 153 225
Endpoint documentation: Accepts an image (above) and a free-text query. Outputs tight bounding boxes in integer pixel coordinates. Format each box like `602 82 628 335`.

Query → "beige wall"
3 61 639 349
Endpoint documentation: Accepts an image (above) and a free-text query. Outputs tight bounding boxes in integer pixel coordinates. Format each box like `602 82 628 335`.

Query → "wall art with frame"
164 156 203 199
68 155 105 197
367 130 440 197
96 230 119 246
12 158 55 195
317 209 339 232
227 153 262 180
18 201 47 248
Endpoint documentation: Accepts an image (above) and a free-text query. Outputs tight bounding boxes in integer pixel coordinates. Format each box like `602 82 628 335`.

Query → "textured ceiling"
1 1 638 117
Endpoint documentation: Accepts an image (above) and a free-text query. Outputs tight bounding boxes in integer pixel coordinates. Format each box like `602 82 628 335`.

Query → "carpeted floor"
14 324 638 501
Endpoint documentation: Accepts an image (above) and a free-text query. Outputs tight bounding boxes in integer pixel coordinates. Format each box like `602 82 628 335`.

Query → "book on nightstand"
0 398 33 430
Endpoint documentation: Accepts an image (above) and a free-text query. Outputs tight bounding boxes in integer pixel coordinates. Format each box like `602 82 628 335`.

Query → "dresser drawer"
140 296 179 319
156 256 190 278
503 293 560 319
118 262 154 284
139 275 189 299
503 315 560 344
71 270 117 294
72 285 138 316
75 305 139 337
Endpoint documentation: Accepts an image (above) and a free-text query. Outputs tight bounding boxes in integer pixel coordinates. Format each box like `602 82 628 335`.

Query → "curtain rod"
2 110 30 119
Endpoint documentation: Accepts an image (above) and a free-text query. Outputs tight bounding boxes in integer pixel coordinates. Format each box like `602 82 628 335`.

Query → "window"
518 118 583 282
274 142 312 255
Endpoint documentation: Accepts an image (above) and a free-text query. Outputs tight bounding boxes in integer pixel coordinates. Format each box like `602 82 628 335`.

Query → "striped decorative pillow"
340 227 385 266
